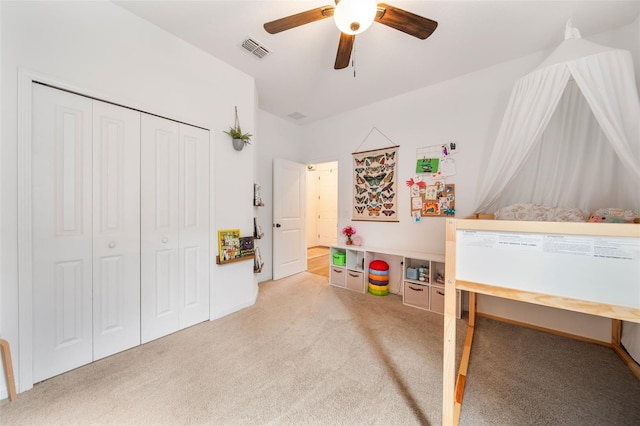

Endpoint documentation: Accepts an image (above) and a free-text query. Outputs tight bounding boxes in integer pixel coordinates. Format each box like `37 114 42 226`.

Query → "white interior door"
178 123 210 329
141 113 180 343
32 84 94 382
92 100 141 360
273 158 307 280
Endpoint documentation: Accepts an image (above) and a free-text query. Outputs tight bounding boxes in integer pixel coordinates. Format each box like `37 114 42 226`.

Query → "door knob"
274 223 281 228
108 241 116 248
162 237 168 243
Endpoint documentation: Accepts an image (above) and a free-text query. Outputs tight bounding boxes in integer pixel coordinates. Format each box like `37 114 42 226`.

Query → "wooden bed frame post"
443 219 458 425
611 319 640 380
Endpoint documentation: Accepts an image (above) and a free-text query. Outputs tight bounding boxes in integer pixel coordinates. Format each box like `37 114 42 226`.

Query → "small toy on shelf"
418 266 429 282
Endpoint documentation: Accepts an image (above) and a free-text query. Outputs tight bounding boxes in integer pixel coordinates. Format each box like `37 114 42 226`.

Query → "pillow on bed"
494 203 588 222
588 208 639 223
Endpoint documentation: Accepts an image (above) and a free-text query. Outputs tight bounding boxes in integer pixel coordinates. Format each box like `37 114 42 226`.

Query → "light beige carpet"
1 272 639 425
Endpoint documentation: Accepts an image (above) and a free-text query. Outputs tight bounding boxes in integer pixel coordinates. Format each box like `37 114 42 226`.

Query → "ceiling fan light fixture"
334 0 377 35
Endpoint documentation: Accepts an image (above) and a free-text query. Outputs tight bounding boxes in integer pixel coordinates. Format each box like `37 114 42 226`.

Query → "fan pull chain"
352 38 357 78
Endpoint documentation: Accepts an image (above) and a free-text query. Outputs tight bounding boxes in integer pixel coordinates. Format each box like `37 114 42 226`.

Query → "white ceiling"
114 1 640 124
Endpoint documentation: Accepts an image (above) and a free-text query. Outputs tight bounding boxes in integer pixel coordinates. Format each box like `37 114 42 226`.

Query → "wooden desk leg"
443 291 456 425
454 292 477 424
0 338 17 401
443 219 458 425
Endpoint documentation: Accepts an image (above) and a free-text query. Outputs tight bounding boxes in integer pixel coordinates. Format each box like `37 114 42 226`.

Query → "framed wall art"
352 146 399 222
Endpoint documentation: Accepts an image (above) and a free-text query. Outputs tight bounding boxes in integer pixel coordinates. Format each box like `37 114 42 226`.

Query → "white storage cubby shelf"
329 244 462 318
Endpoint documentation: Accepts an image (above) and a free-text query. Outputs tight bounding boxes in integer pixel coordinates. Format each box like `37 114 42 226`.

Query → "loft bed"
438 21 640 426
441 217 640 425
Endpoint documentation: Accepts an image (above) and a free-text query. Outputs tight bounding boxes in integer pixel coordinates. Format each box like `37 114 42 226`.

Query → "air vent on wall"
241 37 270 59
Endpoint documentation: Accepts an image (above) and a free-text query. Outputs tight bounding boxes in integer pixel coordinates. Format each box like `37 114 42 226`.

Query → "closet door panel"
92 101 141 360
141 113 180 343
179 124 210 328
32 84 93 382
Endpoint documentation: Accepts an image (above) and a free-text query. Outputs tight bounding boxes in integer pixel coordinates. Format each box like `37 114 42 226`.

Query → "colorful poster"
352 146 399 222
416 158 439 173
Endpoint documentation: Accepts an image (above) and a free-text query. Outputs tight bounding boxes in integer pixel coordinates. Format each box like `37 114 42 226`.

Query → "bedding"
588 208 639 223
493 203 588 222
492 203 640 223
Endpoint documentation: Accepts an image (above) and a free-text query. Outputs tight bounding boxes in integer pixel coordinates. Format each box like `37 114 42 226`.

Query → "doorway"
306 161 338 277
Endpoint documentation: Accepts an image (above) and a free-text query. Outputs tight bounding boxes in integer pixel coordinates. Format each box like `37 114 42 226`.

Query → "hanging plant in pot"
224 106 252 151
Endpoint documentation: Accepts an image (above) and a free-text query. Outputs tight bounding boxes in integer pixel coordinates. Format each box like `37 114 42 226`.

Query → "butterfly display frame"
352 146 399 222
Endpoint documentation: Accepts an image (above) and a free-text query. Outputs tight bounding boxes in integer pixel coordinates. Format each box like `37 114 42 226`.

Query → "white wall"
589 14 640 93
303 54 538 254
1 1 257 396
254 109 305 281
298 21 639 343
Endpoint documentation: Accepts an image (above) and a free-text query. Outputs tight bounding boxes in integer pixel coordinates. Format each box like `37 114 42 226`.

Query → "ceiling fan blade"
375 3 438 40
264 6 334 34
334 33 355 70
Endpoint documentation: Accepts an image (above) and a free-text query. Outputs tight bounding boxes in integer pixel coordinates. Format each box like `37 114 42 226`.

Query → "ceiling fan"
263 0 438 70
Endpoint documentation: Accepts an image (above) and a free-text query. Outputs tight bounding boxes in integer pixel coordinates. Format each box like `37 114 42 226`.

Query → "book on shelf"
218 229 240 261
239 236 255 257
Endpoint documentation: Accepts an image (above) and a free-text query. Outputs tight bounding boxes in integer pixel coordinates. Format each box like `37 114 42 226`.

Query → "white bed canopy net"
474 22 640 215
473 22 640 364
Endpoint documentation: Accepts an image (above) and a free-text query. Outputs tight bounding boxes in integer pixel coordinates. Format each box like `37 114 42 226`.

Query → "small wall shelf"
253 217 264 239
253 183 263 207
253 247 264 273
216 255 255 265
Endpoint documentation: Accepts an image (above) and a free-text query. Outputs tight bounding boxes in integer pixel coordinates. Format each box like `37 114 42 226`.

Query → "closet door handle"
162 237 168 244
108 241 116 248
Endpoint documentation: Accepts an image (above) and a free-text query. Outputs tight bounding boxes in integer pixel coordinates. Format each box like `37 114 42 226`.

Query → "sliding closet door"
32 84 94 382
92 101 141 360
141 114 181 343
178 124 210 329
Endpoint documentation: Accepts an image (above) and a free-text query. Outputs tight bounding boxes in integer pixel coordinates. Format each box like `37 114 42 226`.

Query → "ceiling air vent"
241 37 270 59
288 112 307 120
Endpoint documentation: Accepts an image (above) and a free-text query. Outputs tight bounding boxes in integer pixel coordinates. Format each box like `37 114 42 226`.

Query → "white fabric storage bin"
403 282 429 310
430 285 461 318
330 267 346 287
346 270 364 293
